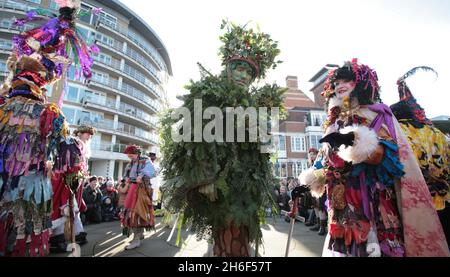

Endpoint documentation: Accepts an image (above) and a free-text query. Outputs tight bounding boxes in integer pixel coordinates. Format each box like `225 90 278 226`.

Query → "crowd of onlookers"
270 177 328 236
80 175 162 225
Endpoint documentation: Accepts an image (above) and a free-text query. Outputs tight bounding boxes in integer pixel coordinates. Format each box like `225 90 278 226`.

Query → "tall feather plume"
391 66 438 126
397 66 438 100
55 0 81 9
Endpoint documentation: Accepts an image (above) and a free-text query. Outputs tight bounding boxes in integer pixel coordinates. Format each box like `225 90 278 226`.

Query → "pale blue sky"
121 0 450 117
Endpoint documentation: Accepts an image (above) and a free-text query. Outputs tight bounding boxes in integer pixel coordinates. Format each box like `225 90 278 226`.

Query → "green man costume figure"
160 20 286 257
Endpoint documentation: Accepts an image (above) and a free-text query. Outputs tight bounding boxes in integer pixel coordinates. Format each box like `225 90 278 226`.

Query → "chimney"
286 76 298 89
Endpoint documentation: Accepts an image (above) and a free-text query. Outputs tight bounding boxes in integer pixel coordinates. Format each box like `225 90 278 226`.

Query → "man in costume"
121 145 156 250
0 0 96 256
301 59 448 256
50 125 96 253
390 67 450 249
160 20 285 256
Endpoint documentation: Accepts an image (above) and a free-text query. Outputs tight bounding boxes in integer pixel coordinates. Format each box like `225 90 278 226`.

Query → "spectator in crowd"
98 176 106 191
303 190 317 227
277 185 290 214
102 181 119 221
82 176 103 224
118 179 130 213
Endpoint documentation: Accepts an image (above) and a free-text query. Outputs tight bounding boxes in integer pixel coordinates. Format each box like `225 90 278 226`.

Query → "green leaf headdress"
219 20 282 79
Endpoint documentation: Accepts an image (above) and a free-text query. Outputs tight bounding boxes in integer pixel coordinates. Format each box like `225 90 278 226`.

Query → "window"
78 111 104 126
99 12 117 29
91 133 101 148
95 33 115 47
92 71 109 85
278 135 286 151
280 163 288 178
45 85 52 97
0 62 6 72
275 162 288 178
0 39 13 50
67 66 76 80
62 107 76 124
311 112 327 127
79 4 92 24
309 134 322 150
93 53 112 65
291 136 306 152
26 0 41 4
65 86 80 102
301 160 309 172
49 0 59 10
293 162 302 178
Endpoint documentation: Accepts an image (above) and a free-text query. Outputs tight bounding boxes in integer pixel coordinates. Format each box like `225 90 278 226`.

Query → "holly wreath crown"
218 19 282 79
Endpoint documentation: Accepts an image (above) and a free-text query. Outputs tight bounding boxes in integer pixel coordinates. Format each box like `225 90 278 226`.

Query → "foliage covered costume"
161 21 285 256
303 59 449 257
391 67 450 248
0 0 96 257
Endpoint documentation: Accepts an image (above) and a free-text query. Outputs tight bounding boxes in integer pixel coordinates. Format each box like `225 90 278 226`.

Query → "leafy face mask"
227 60 255 87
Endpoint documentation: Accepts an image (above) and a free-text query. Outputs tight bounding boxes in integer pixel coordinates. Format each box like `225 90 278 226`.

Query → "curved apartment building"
0 0 172 179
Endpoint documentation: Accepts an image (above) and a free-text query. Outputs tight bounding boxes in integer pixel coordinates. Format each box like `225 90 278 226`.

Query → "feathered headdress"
322 58 380 102
391 66 437 127
54 0 81 9
3 0 101 102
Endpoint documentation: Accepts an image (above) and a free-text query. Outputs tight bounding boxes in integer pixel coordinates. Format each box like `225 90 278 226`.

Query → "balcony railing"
117 122 152 141
0 43 13 52
81 95 156 127
89 76 121 91
78 118 115 130
122 64 161 98
97 17 166 72
93 55 122 72
0 20 37 33
79 118 155 143
121 82 159 111
0 0 34 13
88 77 159 114
91 143 129 154
81 96 117 109
96 38 162 85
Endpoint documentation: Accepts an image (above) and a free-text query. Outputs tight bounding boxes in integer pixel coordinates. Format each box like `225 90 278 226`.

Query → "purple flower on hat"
90 44 100 54
93 7 103 15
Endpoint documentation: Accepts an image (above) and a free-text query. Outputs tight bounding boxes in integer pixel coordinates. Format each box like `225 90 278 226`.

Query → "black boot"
305 219 315 227
318 220 327 236
75 232 88 245
49 234 67 253
309 219 320 231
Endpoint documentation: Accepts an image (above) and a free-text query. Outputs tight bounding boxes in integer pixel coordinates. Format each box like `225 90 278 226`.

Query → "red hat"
124 145 141 155
308 148 319 154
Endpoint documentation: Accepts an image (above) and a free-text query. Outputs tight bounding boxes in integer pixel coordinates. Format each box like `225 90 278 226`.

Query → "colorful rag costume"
390 67 450 248
50 126 95 251
304 59 449 257
0 1 96 257
121 146 156 242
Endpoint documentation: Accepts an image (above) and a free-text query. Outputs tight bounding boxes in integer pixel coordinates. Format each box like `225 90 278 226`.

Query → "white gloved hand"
367 242 381 257
366 226 381 257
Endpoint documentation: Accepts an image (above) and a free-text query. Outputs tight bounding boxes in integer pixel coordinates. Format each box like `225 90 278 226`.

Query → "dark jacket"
82 185 103 223
277 192 291 212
